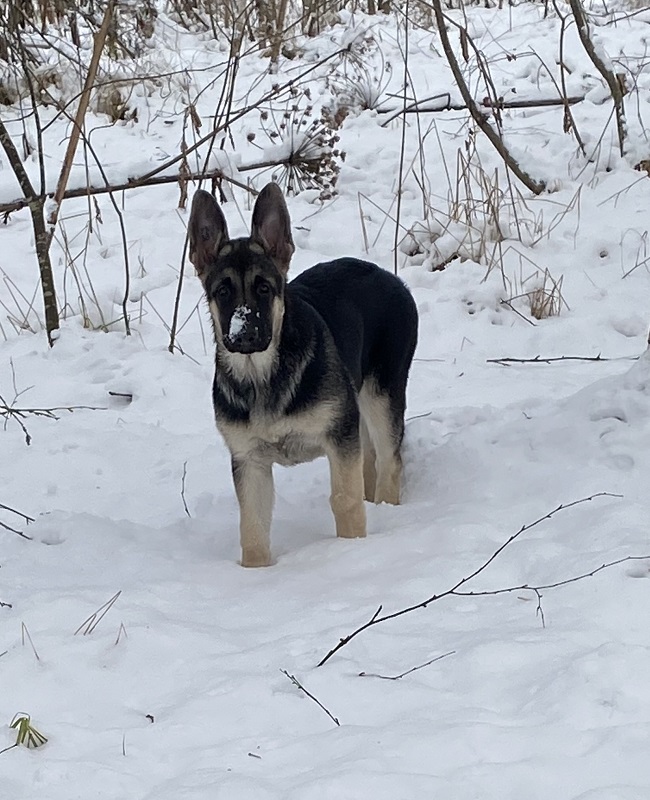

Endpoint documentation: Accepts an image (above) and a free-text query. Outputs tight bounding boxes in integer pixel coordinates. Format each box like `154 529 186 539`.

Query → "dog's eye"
256 281 271 296
216 283 231 299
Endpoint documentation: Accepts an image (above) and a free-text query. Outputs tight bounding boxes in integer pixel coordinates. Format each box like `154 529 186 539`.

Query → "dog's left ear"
251 183 295 275
188 190 229 280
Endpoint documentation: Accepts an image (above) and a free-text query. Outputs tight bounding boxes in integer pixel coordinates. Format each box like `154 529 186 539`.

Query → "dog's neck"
216 344 279 386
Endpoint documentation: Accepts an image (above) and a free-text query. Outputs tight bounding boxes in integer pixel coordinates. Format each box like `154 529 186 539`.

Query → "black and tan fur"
189 183 418 567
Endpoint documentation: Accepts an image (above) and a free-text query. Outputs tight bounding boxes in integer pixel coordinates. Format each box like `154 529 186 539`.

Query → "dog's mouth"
223 338 272 355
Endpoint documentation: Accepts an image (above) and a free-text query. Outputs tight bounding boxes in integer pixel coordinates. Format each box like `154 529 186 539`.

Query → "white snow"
2 6 650 799
228 306 252 340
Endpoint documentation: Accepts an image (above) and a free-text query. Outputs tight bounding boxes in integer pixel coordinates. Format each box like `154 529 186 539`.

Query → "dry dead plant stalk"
527 270 565 320
509 264 568 321
0 120 59 345
46 0 115 238
429 0 545 196
568 0 626 156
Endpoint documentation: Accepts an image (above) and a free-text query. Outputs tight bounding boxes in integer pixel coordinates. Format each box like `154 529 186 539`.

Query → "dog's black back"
290 257 417 393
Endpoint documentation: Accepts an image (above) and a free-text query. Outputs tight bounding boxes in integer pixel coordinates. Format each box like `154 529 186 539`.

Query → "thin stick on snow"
359 650 456 680
75 591 122 635
280 670 340 726
0 503 35 524
317 493 629 667
1 397 106 446
181 461 191 518
1 600 13 609
0 520 32 539
487 354 639 366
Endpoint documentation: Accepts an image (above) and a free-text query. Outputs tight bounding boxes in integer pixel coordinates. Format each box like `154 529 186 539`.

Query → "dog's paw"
241 548 272 568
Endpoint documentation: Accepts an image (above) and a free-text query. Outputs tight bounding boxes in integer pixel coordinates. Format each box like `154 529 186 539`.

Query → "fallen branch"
1 401 105 445
0 403 105 418
378 93 585 125
487 354 639 365
317 492 624 667
280 669 340 726
0 140 332 218
0 165 257 218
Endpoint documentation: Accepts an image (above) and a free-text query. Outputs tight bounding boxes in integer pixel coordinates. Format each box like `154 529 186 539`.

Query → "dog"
188 183 418 567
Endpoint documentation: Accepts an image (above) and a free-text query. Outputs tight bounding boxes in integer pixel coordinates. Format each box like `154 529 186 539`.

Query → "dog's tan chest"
217 404 337 466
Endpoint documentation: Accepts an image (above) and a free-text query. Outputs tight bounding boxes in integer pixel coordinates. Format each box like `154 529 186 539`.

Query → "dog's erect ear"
188 190 229 278
250 183 295 275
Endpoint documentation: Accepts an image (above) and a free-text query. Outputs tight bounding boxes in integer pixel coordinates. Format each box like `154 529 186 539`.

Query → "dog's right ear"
250 182 295 275
188 190 229 279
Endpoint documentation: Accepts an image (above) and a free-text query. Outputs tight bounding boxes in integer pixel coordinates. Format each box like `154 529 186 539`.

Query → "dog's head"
188 183 294 355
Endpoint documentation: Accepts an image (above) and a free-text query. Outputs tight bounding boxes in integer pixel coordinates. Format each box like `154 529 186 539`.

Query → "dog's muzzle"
225 306 271 354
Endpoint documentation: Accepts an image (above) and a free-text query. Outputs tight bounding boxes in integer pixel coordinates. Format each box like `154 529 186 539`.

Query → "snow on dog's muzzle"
225 305 269 353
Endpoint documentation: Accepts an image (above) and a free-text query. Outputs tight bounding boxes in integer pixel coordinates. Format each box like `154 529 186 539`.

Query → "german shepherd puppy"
189 183 418 567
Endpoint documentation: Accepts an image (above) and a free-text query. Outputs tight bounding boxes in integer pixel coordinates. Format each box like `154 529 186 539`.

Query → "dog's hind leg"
358 382 403 505
231 457 274 567
360 417 377 503
327 448 366 539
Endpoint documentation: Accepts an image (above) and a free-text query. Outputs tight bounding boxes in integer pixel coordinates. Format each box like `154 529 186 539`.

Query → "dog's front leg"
327 446 367 540
231 456 274 567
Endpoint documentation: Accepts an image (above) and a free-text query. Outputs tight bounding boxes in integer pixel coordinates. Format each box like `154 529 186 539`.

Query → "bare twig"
0 503 35 523
1 401 106 445
181 461 191 518
0 165 255 218
359 650 455 680
317 493 622 666
280 669 340 726
1 403 106 416
0 520 32 539
487 354 638 365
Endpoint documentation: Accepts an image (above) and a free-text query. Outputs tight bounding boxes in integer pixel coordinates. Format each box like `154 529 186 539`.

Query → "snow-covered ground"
2 5 650 798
